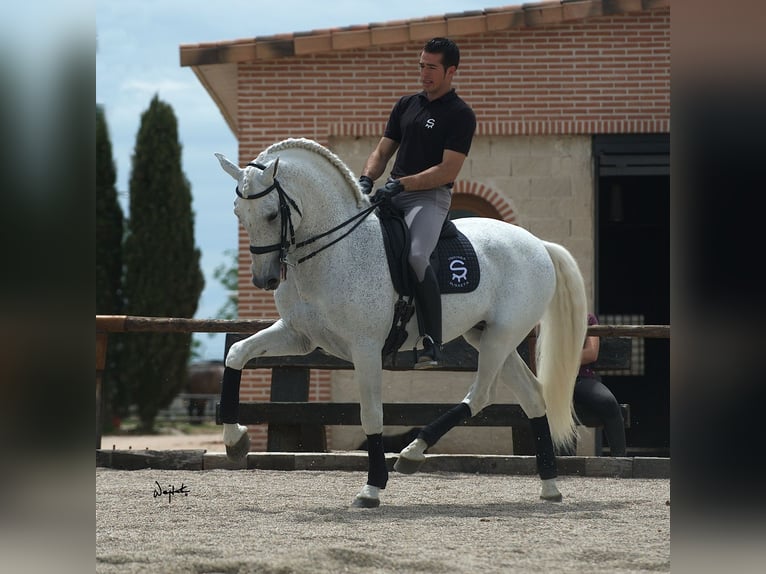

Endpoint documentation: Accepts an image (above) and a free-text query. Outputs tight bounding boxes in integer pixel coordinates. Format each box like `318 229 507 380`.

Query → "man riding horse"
358 37 476 369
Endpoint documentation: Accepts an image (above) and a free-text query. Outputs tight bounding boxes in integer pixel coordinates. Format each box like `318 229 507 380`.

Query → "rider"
358 37 476 369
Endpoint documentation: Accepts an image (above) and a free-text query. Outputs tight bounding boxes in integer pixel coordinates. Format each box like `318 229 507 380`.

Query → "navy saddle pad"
378 204 480 297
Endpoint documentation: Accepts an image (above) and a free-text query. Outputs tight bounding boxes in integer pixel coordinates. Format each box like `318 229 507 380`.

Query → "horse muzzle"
252 275 281 291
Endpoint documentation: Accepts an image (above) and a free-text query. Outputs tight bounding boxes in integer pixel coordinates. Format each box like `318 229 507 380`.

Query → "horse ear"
215 153 243 181
263 156 279 180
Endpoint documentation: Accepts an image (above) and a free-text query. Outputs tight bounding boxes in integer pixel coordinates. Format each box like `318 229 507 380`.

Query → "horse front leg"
351 354 387 508
220 319 312 462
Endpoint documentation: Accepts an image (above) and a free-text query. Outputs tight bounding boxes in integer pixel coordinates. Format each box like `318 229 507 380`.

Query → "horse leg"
498 351 563 502
220 320 313 462
219 367 250 461
394 326 507 474
394 403 471 474
351 354 387 508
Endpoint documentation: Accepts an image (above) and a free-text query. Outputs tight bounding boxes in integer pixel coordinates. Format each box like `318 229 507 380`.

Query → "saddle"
377 202 480 357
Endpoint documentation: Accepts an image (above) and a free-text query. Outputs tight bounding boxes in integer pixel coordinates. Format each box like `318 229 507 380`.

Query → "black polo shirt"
384 89 476 182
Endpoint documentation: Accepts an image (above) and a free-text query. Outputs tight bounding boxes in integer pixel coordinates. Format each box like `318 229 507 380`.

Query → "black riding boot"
413 265 442 370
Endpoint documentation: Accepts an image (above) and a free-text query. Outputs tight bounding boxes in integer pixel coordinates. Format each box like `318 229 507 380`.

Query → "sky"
96 0 514 360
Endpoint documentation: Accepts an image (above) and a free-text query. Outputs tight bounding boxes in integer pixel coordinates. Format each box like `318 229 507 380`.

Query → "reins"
237 161 381 274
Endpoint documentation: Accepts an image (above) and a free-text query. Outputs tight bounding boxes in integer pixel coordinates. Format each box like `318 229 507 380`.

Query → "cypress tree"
122 95 205 432
96 105 127 429
96 105 124 315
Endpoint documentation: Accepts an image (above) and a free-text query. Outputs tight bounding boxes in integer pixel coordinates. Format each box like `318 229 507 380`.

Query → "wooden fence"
95 315 670 449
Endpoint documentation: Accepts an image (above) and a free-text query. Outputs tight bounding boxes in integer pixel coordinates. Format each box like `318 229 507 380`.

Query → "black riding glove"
371 179 404 204
359 175 374 195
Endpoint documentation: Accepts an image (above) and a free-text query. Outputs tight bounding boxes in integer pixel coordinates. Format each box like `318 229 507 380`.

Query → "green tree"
212 248 238 320
96 105 127 429
96 105 123 314
121 95 205 432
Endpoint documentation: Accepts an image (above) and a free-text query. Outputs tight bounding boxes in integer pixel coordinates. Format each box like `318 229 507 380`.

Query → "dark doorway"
595 134 670 457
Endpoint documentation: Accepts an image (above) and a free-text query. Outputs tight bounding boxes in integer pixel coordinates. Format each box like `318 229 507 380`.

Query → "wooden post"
96 332 109 449
267 367 326 452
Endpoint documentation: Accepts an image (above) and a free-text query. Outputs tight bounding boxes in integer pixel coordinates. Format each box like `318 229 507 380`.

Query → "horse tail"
537 241 588 450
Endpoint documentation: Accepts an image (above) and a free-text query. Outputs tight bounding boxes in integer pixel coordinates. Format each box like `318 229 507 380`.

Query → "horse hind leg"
394 326 507 475
394 403 472 474
498 351 563 502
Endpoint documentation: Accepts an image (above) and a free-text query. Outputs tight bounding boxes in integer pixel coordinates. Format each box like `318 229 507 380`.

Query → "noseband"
238 161 379 278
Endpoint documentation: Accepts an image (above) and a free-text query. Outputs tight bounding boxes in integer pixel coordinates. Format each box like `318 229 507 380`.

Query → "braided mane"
257 138 365 207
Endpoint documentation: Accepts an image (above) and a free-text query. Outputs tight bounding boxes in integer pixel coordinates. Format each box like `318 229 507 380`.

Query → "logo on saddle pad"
433 234 480 295
447 256 469 288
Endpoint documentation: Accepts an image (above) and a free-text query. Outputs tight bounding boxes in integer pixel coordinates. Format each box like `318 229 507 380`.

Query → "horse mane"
258 138 365 207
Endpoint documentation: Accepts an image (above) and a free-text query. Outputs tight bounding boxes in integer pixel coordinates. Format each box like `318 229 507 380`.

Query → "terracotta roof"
179 0 667 66
179 0 668 135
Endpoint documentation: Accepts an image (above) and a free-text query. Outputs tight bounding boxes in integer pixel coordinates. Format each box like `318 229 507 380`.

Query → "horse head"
215 152 295 291
216 138 369 292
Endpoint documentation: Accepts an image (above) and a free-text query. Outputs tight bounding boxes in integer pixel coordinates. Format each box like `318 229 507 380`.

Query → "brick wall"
235 7 669 451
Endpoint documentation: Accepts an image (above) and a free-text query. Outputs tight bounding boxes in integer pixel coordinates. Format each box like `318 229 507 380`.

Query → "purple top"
578 313 599 378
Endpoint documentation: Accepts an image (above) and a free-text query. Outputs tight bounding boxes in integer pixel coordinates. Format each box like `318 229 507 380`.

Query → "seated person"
559 312 627 457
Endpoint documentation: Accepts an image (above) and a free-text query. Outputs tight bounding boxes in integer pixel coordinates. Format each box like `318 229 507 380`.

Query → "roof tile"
331 28 372 51
522 2 565 26
447 15 489 36
562 0 604 21
370 25 411 46
294 33 332 55
486 8 526 31
603 0 644 14
408 19 449 41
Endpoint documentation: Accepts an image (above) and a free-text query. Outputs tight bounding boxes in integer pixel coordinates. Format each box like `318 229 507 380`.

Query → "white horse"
215 138 587 508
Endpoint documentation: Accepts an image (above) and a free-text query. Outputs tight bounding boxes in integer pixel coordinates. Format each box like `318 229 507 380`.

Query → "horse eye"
267 211 279 223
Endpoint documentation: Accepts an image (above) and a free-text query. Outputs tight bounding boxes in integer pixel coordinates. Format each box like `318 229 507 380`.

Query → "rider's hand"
358 175 374 195
371 179 404 203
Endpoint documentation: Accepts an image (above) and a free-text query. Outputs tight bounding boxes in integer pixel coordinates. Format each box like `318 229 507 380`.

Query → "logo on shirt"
425 118 436 129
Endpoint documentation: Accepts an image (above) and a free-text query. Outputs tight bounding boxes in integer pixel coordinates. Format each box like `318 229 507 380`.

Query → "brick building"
180 0 670 456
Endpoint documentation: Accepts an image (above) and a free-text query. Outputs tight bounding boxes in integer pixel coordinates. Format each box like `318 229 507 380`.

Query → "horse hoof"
351 496 380 509
225 431 250 463
394 456 424 474
540 493 563 502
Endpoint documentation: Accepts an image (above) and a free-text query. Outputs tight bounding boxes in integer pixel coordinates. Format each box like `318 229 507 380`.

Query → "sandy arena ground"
97 461 670 573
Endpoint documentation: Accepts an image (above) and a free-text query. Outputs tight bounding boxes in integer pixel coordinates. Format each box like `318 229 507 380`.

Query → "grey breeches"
391 186 452 282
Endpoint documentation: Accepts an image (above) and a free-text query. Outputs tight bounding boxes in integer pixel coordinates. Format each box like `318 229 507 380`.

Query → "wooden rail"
95 315 669 450
95 315 670 338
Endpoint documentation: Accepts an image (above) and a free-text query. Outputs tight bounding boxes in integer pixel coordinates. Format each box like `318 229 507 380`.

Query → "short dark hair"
424 37 460 70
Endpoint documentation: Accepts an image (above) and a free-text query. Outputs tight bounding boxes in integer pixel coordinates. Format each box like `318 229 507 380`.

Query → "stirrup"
414 336 441 370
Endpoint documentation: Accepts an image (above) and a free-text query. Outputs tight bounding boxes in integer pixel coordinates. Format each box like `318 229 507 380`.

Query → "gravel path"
97 467 670 573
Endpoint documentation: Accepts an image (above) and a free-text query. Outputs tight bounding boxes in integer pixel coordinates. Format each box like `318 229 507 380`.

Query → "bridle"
237 161 380 278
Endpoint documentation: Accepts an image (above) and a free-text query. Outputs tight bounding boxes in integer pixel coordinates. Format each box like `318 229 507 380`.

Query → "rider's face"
419 51 455 101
